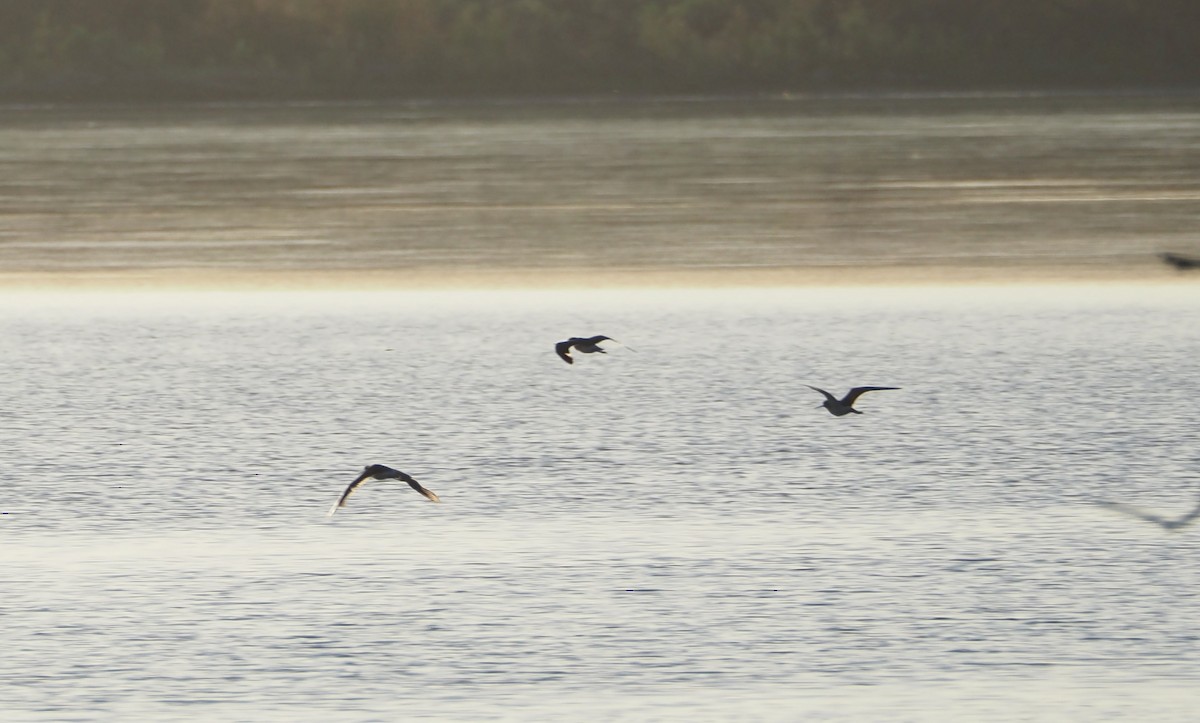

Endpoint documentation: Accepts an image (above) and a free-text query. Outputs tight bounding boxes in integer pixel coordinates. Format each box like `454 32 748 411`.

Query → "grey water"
3 284 1200 721
2 94 1200 273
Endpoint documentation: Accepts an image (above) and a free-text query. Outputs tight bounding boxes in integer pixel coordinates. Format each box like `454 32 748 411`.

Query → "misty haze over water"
2 93 1198 280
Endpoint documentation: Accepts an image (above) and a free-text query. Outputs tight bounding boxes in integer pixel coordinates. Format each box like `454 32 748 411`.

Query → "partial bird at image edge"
1096 496 1200 531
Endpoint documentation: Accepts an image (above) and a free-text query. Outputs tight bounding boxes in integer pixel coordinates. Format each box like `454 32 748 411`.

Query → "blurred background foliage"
1 0 1197 100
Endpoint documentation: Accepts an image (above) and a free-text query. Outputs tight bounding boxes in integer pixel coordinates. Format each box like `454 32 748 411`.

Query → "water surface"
3 285 1199 720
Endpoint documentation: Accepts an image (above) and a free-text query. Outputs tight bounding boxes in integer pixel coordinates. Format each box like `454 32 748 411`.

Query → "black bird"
555 335 627 364
1097 496 1200 531
328 464 440 516
806 385 900 416
1159 252 1200 271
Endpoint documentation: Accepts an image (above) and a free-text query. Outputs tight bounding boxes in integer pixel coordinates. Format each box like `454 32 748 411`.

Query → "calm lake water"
2 93 1200 273
3 285 1200 721
3 94 1200 719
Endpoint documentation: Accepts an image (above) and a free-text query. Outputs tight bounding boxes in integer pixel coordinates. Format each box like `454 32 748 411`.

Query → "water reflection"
1097 495 1200 531
2 94 1199 275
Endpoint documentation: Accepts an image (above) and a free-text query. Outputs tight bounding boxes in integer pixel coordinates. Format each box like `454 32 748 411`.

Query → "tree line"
1 0 1196 100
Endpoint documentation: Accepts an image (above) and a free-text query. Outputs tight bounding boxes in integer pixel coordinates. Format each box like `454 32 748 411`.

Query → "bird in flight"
806 385 900 416
555 335 629 364
1097 496 1200 531
1159 252 1200 271
327 464 440 516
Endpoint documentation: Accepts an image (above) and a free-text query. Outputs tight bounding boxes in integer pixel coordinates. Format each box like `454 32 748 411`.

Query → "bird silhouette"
327 464 440 516
806 385 900 416
555 335 629 364
1159 252 1200 271
1097 495 1200 531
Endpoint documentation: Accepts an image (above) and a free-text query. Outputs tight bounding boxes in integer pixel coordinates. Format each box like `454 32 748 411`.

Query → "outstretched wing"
1160 252 1200 270
328 469 373 516
1097 501 1169 527
805 385 837 403
843 386 901 406
404 476 441 503
587 335 636 352
555 340 575 364
1175 498 1200 527
1100 497 1200 530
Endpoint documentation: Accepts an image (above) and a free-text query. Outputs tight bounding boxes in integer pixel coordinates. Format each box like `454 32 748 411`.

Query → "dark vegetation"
2 0 1197 101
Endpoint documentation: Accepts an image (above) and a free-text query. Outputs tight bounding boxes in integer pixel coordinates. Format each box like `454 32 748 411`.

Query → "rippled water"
3 285 1200 720
2 94 1200 273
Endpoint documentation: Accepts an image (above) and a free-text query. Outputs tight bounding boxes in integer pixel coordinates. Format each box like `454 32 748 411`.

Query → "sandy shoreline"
0 264 1188 291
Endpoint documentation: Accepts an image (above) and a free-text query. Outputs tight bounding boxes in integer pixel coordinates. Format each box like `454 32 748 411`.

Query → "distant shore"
3 0 1198 104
